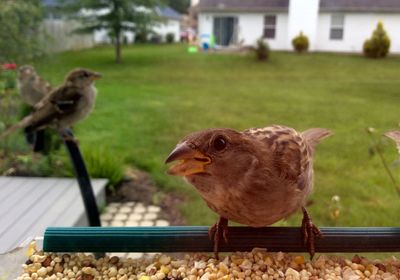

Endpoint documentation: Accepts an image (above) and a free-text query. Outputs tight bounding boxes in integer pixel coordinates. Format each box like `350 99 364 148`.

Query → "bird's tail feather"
0 115 33 140
301 128 333 151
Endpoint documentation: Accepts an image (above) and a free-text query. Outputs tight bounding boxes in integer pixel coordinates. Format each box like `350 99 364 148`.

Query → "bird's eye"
213 136 227 151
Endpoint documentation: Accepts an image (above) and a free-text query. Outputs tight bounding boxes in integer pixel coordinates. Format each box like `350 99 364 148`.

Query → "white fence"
43 19 95 53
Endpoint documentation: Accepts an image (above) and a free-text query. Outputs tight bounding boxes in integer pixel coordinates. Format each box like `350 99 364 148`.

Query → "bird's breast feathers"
72 86 97 119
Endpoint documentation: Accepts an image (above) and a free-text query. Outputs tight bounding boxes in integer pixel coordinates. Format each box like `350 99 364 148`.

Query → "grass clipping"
17 248 400 280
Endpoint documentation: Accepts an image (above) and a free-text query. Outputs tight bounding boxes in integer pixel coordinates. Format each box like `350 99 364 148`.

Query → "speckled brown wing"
27 85 83 132
242 125 310 188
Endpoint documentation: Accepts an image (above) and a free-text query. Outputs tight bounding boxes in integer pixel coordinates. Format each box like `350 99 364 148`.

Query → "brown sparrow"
166 125 332 258
17 65 53 106
1 69 101 140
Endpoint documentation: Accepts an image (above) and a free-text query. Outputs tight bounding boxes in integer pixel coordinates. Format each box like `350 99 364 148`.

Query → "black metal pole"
61 128 101 227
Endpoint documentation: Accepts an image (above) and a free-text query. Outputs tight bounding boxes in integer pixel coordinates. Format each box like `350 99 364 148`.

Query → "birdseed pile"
15 248 400 280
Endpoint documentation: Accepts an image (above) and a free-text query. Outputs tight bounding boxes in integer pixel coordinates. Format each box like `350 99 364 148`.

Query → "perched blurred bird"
17 65 53 106
166 125 332 258
17 65 53 151
1 69 101 141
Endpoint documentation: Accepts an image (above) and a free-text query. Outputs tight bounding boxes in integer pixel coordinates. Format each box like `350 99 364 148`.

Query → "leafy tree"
166 0 190 14
363 22 391 58
59 0 162 63
0 0 45 63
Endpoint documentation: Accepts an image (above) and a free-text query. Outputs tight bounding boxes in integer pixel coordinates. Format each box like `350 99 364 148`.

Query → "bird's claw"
208 223 229 243
208 217 229 260
301 207 322 260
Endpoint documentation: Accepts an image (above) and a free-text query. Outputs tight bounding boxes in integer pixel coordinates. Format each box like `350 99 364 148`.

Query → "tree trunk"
115 33 122 63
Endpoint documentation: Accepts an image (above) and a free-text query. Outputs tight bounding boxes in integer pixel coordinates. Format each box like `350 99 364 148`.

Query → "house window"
330 14 344 40
263 15 276 39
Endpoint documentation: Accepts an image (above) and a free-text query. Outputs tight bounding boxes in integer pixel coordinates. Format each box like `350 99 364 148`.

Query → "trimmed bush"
363 22 390 58
149 34 162 44
82 146 124 188
165 33 175 43
255 39 269 61
292 32 309 53
135 31 148 43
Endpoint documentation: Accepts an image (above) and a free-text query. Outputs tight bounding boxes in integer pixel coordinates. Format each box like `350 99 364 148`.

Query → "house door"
213 17 238 46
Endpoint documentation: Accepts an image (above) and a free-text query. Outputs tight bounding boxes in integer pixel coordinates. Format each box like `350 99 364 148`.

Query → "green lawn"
35 44 400 227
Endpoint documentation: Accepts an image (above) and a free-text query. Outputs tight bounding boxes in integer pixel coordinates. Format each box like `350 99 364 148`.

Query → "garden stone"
155 220 169 227
110 220 125 226
148 206 161 213
140 220 154 226
143 213 157 220
101 213 114 221
105 206 119 214
119 206 133 213
128 214 143 221
114 213 128 221
125 221 139 227
134 206 146 214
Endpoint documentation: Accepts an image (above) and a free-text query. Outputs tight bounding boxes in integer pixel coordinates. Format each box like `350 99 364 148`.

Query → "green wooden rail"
44 226 400 253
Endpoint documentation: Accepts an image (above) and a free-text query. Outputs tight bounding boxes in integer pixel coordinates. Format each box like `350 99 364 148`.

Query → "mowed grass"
35 44 400 227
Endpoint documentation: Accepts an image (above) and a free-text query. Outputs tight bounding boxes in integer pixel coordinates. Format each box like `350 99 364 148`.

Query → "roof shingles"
197 0 400 13
197 0 289 12
320 0 400 12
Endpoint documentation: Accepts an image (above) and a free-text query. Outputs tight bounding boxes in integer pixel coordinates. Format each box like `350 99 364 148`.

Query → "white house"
196 0 400 53
94 6 181 44
153 6 182 42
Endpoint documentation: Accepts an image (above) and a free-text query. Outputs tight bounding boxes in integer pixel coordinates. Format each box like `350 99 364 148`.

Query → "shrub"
0 147 70 177
0 1 45 63
292 32 309 53
149 34 162 44
363 22 390 58
0 66 18 137
0 65 17 91
82 146 124 188
135 31 148 43
165 33 175 43
255 39 269 61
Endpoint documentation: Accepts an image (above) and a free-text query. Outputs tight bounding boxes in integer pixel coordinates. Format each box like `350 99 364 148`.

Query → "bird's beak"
165 142 211 176
90 72 102 80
